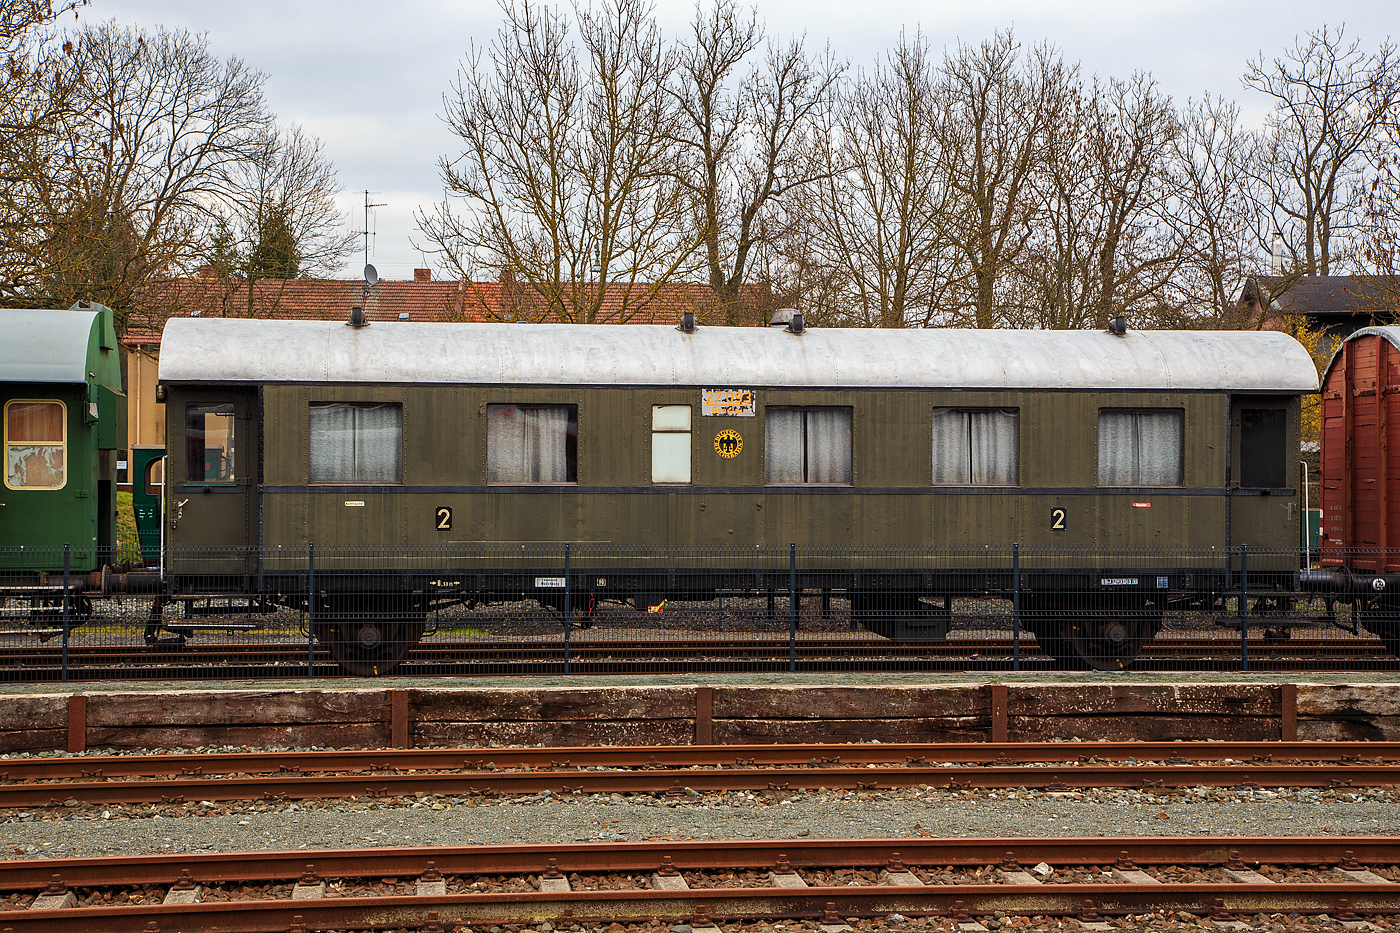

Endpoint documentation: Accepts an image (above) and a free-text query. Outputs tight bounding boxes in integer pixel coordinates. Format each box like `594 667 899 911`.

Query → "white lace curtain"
310 403 402 483
931 409 1018 485
765 408 852 484
1097 410 1182 486
487 405 574 483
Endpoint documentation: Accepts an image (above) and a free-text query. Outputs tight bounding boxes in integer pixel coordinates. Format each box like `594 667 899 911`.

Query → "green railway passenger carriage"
0 303 127 562
153 314 1319 673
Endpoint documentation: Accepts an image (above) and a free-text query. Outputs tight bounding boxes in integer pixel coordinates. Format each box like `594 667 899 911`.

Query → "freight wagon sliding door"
165 388 258 581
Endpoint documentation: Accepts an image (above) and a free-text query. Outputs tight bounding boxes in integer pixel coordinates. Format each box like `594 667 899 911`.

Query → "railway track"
3 837 1399 932
4 741 1397 808
5 637 1399 680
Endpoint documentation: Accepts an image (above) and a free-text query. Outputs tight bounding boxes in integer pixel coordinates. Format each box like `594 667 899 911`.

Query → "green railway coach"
156 314 1318 672
1 302 126 569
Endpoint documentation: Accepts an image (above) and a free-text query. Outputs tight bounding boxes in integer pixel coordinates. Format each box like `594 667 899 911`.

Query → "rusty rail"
4 741 1396 781
3 837 1400 932
3 757 1399 808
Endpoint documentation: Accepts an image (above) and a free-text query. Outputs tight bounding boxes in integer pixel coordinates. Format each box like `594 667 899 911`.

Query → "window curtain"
805 408 852 484
6 402 65 488
765 408 851 484
488 405 571 483
969 410 1017 485
1098 410 1182 486
931 409 970 484
310 403 402 483
932 409 1016 485
765 408 805 484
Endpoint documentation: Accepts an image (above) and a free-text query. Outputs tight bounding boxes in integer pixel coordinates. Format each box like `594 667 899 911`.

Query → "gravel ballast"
4 783 1399 860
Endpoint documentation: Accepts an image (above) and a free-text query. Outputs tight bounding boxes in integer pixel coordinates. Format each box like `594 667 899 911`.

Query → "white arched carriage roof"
159 319 1320 392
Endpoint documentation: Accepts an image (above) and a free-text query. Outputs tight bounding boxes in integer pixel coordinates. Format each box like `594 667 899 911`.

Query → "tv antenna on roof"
359 189 387 268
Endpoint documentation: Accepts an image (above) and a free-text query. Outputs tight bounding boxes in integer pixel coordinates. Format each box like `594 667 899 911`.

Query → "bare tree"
669 0 842 325
1349 113 1400 314
1243 26 1397 275
191 124 356 318
1162 95 1266 327
419 0 694 324
38 21 273 330
935 31 1071 328
798 32 953 327
0 0 87 305
1017 73 1181 329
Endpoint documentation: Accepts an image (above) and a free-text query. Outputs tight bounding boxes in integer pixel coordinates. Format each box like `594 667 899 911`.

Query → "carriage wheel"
320 619 421 676
1066 614 1158 671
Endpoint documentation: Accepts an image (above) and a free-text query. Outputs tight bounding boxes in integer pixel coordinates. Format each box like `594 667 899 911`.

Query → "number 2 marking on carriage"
1050 507 1066 530
435 506 452 531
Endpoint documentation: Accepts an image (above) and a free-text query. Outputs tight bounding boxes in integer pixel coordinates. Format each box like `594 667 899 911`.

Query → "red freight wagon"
1321 327 1400 571
1313 327 1400 655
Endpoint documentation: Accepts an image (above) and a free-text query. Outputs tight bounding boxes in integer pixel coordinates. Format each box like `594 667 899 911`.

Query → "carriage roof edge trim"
158 319 1320 393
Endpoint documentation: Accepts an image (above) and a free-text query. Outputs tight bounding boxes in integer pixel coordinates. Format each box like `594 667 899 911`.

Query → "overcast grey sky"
87 0 1396 281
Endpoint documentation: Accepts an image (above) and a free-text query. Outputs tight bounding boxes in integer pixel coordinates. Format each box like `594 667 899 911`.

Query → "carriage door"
168 389 258 578
1230 395 1297 558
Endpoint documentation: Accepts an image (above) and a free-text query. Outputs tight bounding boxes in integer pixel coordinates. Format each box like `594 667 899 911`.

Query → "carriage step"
0 629 63 637
166 622 261 631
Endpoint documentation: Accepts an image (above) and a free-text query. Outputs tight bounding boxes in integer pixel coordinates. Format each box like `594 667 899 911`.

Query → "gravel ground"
4 783 1399 860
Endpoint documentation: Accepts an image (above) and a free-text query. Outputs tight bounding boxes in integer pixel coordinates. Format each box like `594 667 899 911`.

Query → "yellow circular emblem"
713 429 743 459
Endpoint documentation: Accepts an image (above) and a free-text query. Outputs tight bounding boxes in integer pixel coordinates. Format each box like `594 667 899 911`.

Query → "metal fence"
1 543 1396 681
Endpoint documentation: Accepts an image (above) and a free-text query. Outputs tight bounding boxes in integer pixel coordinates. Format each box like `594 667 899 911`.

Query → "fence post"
61 543 70 683
564 543 572 676
1240 543 1249 672
307 543 316 678
1012 543 1021 672
789 543 797 674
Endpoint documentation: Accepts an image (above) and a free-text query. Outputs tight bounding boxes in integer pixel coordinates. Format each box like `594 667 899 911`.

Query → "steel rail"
3 836 1399 890
4 762 1398 808
11 881 1400 933
2 741 1397 782
9 636 1391 662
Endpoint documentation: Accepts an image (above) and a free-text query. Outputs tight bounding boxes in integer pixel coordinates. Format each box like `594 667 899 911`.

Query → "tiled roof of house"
122 271 752 346
1242 275 1400 314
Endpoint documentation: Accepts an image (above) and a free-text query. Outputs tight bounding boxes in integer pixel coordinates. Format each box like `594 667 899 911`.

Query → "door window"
185 403 237 484
1240 408 1287 488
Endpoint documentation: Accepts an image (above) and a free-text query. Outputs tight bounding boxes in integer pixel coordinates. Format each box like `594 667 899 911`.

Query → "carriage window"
1240 408 1287 488
931 408 1018 485
487 404 578 484
652 405 691 484
1098 409 1183 486
4 400 66 489
309 402 402 484
186 403 237 484
765 407 852 484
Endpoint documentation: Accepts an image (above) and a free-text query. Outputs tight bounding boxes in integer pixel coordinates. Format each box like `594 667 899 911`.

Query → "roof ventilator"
399 312 409 321
348 305 369 328
770 307 808 333
1107 315 1127 336
678 311 697 333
